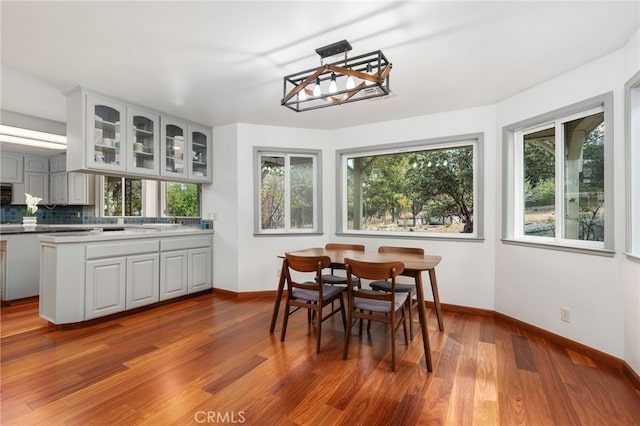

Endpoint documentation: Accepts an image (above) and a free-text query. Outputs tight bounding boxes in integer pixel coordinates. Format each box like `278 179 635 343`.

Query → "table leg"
414 272 433 371
269 259 287 333
429 268 445 331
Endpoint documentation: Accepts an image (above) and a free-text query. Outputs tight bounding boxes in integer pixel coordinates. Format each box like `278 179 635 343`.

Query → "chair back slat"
325 243 365 252
345 258 404 280
378 246 424 255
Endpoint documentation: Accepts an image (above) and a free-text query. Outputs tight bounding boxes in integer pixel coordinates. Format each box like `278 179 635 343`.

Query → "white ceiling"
1 1 639 133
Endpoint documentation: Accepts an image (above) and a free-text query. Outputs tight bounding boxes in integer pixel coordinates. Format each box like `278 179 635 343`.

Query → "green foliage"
166 182 200 217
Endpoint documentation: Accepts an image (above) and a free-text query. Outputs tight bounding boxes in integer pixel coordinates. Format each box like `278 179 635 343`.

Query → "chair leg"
401 305 409 345
316 304 322 353
343 309 352 360
407 293 414 340
281 300 290 342
390 310 396 372
339 296 347 329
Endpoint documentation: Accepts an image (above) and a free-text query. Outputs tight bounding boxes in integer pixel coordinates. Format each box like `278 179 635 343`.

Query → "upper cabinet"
161 116 188 180
188 124 212 182
66 87 212 183
127 107 160 176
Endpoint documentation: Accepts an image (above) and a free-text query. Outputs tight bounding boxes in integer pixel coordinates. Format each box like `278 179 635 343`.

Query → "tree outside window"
103 176 142 216
165 182 200 217
342 139 478 236
257 150 319 234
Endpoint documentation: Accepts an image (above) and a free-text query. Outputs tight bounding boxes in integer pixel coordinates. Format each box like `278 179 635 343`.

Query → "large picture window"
254 148 321 234
337 134 483 239
503 93 613 253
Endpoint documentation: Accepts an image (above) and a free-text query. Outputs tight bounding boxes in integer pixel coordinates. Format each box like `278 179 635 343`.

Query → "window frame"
336 133 484 240
97 175 148 218
625 71 640 259
253 147 322 236
502 92 614 255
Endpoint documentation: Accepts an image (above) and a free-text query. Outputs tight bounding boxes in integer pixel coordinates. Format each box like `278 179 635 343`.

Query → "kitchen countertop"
1 223 213 240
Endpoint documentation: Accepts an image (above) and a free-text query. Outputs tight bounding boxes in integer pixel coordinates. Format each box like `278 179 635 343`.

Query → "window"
626 72 640 258
503 93 613 253
163 182 200 217
337 134 483 239
100 177 200 218
103 176 142 216
254 148 321 234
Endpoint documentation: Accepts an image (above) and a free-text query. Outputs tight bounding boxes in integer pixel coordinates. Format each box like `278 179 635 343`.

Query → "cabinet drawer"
161 236 211 251
86 239 160 260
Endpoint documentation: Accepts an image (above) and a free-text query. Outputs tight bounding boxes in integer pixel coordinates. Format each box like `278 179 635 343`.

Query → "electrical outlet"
561 307 571 323
76 211 81 218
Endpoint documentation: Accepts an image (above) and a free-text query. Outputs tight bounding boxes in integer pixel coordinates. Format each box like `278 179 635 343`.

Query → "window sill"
624 252 640 263
254 231 324 237
337 231 484 242
501 238 615 257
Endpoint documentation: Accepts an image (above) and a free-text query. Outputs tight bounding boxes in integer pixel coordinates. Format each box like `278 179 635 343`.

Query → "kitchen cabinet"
126 253 159 309
161 116 188 180
39 227 213 324
0 153 23 183
66 87 212 183
85 257 126 320
24 172 49 204
188 124 212 182
48 155 94 205
24 155 49 173
127 107 160 176
160 250 188 300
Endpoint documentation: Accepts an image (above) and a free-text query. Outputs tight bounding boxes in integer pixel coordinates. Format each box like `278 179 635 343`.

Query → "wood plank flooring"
2 292 639 425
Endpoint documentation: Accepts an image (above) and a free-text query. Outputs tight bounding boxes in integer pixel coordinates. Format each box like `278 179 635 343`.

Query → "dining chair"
369 246 424 339
320 243 365 287
343 257 408 372
281 253 346 353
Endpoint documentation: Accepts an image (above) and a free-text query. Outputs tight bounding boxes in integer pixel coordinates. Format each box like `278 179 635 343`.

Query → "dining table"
269 247 443 371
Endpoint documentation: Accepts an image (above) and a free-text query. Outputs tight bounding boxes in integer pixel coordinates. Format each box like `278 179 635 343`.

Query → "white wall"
495 49 629 358
622 28 640 375
204 30 640 374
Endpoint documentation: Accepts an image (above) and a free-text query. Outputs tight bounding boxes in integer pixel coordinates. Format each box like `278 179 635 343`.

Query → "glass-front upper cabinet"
87 94 127 173
161 116 188 179
188 124 211 182
127 107 159 176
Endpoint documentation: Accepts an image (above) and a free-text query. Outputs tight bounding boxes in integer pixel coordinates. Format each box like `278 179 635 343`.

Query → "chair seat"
370 280 415 293
321 274 360 285
292 284 344 302
353 291 407 313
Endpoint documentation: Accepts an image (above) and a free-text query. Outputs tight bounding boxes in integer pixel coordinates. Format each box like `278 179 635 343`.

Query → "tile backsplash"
0 205 202 226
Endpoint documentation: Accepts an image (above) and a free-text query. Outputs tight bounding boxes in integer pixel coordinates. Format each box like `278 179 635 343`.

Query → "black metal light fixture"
281 40 392 112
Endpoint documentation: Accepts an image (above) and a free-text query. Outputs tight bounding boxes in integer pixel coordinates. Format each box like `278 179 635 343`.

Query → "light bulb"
365 63 373 85
313 78 321 97
346 75 355 90
298 86 307 101
328 73 337 93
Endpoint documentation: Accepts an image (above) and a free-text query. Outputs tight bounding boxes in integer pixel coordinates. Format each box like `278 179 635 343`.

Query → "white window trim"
625 71 640 260
253 147 322 236
336 133 484 240
502 93 614 255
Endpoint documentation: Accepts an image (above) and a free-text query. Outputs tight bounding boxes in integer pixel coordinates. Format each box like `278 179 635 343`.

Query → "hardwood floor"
2 292 639 425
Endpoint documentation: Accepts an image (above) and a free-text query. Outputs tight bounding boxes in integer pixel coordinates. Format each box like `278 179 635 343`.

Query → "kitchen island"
38 225 213 324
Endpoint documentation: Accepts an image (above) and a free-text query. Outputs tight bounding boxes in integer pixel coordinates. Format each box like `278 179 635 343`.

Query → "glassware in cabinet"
87 95 126 172
189 124 211 182
161 117 187 179
128 107 159 175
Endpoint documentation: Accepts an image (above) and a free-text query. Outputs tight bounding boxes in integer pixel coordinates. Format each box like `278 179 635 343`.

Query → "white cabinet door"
24 172 49 204
87 93 127 173
127 107 160 176
68 172 91 205
188 124 212 183
0 153 23 183
160 116 188 180
188 247 212 293
126 253 159 309
160 250 188 300
85 257 126 320
24 155 49 173
49 172 67 204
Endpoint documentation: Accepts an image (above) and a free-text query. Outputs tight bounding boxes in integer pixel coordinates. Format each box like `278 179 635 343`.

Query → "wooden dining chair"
343 257 408 372
320 243 365 288
369 246 424 339
281 253 346 353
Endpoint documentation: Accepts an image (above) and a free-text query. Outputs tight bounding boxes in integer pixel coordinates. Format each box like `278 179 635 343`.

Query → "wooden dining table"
269 247 443 371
